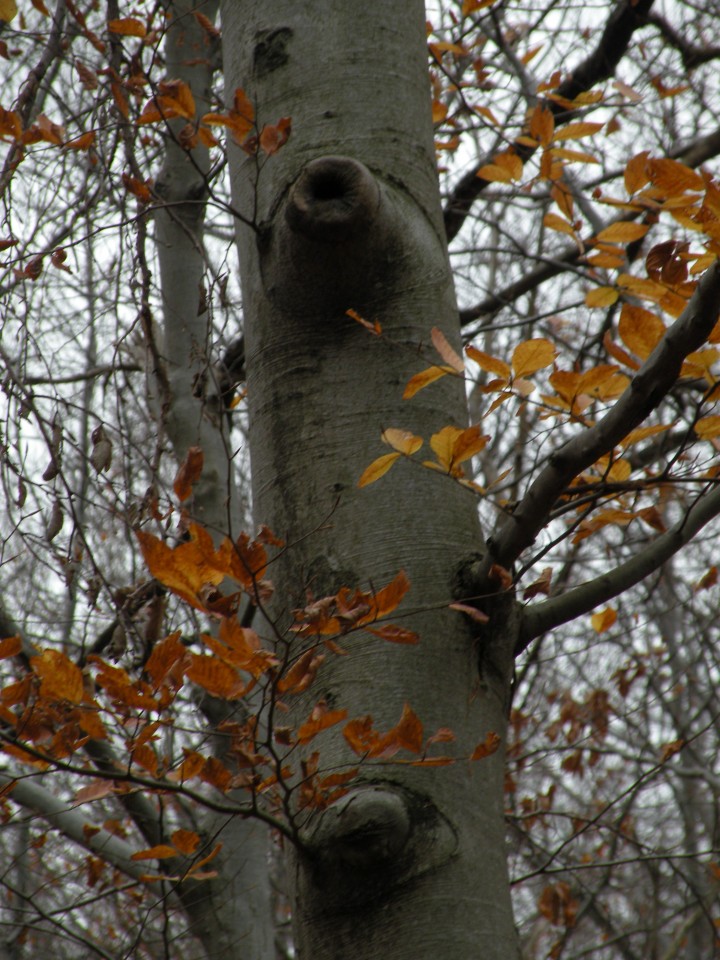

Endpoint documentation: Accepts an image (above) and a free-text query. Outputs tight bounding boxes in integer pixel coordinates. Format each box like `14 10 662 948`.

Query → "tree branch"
642 13 720 70
479 259 720 580
0 771 150 882
443 0 655 243
518 481 720 647
459 124 720 327
460 248 579 326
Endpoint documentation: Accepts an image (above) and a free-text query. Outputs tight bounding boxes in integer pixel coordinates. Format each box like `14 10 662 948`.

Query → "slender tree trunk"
154 5 273 956
155 0 238 539
221 2 519 956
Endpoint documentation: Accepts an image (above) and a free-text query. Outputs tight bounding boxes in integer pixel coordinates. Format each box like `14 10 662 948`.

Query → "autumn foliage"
1 0 720 955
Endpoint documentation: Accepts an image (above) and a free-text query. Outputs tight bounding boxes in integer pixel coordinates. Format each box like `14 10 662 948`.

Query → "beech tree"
1 1 719 958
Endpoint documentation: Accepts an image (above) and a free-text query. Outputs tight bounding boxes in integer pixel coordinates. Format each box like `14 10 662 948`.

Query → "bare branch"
0 771 150 882
443 0 655 243
518 482 720 647
459 125 720 327
0 0 67 196
460 249 579 326
642 13 720 70
479 260 720 580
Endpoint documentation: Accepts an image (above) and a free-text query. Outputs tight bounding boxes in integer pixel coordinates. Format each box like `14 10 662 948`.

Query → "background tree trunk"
221 2 519 956
154 4 273 956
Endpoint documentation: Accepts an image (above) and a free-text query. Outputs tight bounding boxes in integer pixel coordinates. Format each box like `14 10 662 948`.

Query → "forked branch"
479 260 720 583
443 0 655 243
518 481 720 647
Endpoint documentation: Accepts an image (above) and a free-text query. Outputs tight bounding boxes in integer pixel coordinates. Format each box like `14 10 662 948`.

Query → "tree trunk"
155 0 239 539
221 2 519 957
154 5 273 957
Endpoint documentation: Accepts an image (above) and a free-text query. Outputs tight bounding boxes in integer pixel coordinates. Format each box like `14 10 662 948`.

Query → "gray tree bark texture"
155 0 240 541
154 5 274 957
221 2 520 957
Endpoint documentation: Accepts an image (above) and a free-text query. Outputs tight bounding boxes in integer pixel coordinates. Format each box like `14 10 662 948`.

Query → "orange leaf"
431 326 465 372
477 163 513 183
297 705 348 744
538 881 578 926
0 0 17 21
131 743 158 776
465 345 511 379
36 114 64 145
31 650 83 704
259 117 291 155
492 151 523 181
107 17 146 38
369 569 411 620
0 636 22 659
365 624 419 644
136 525 225 609
216 619 277 677
512 338 555 377
593 222 649 244
471 731 501 761
62 131 96 151
175 750 205 782
131 844 177 861
403 365 456 398
585 251 625 269
358 452 400 487
344 705 425 759
278 649 324 694
111 84 129 119
624 151 650 194
187 842 222 873
462 0 496 13
449 602 489 624
194 11 220 38
523 567 553 600
574 509 637 542
145 632 185 687
618 424 669 449
451 424 490 464
550 182 574 221
173 446 204 502
646 158 704 196
171 829 200 855
591 607 617 633
529 103 554 145
695 416 720 439
489 564 513 590
390 703 423 755
202 89 255 144
549 146 598 164
585 286 619 307
215 530 270 592
543 212 575 236
603 330 640 370
75 780 115 804
618 303 665 360
694 566 717 592
185 654 243 699
382 428 422 455
346 308 382 335
552 121 603 142
429 425 464 472
659 739 684 762
122 174 152 203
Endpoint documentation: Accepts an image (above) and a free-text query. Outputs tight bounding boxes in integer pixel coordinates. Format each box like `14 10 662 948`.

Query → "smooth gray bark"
155 0 239 540
154 4 273 957
221 2 519 957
